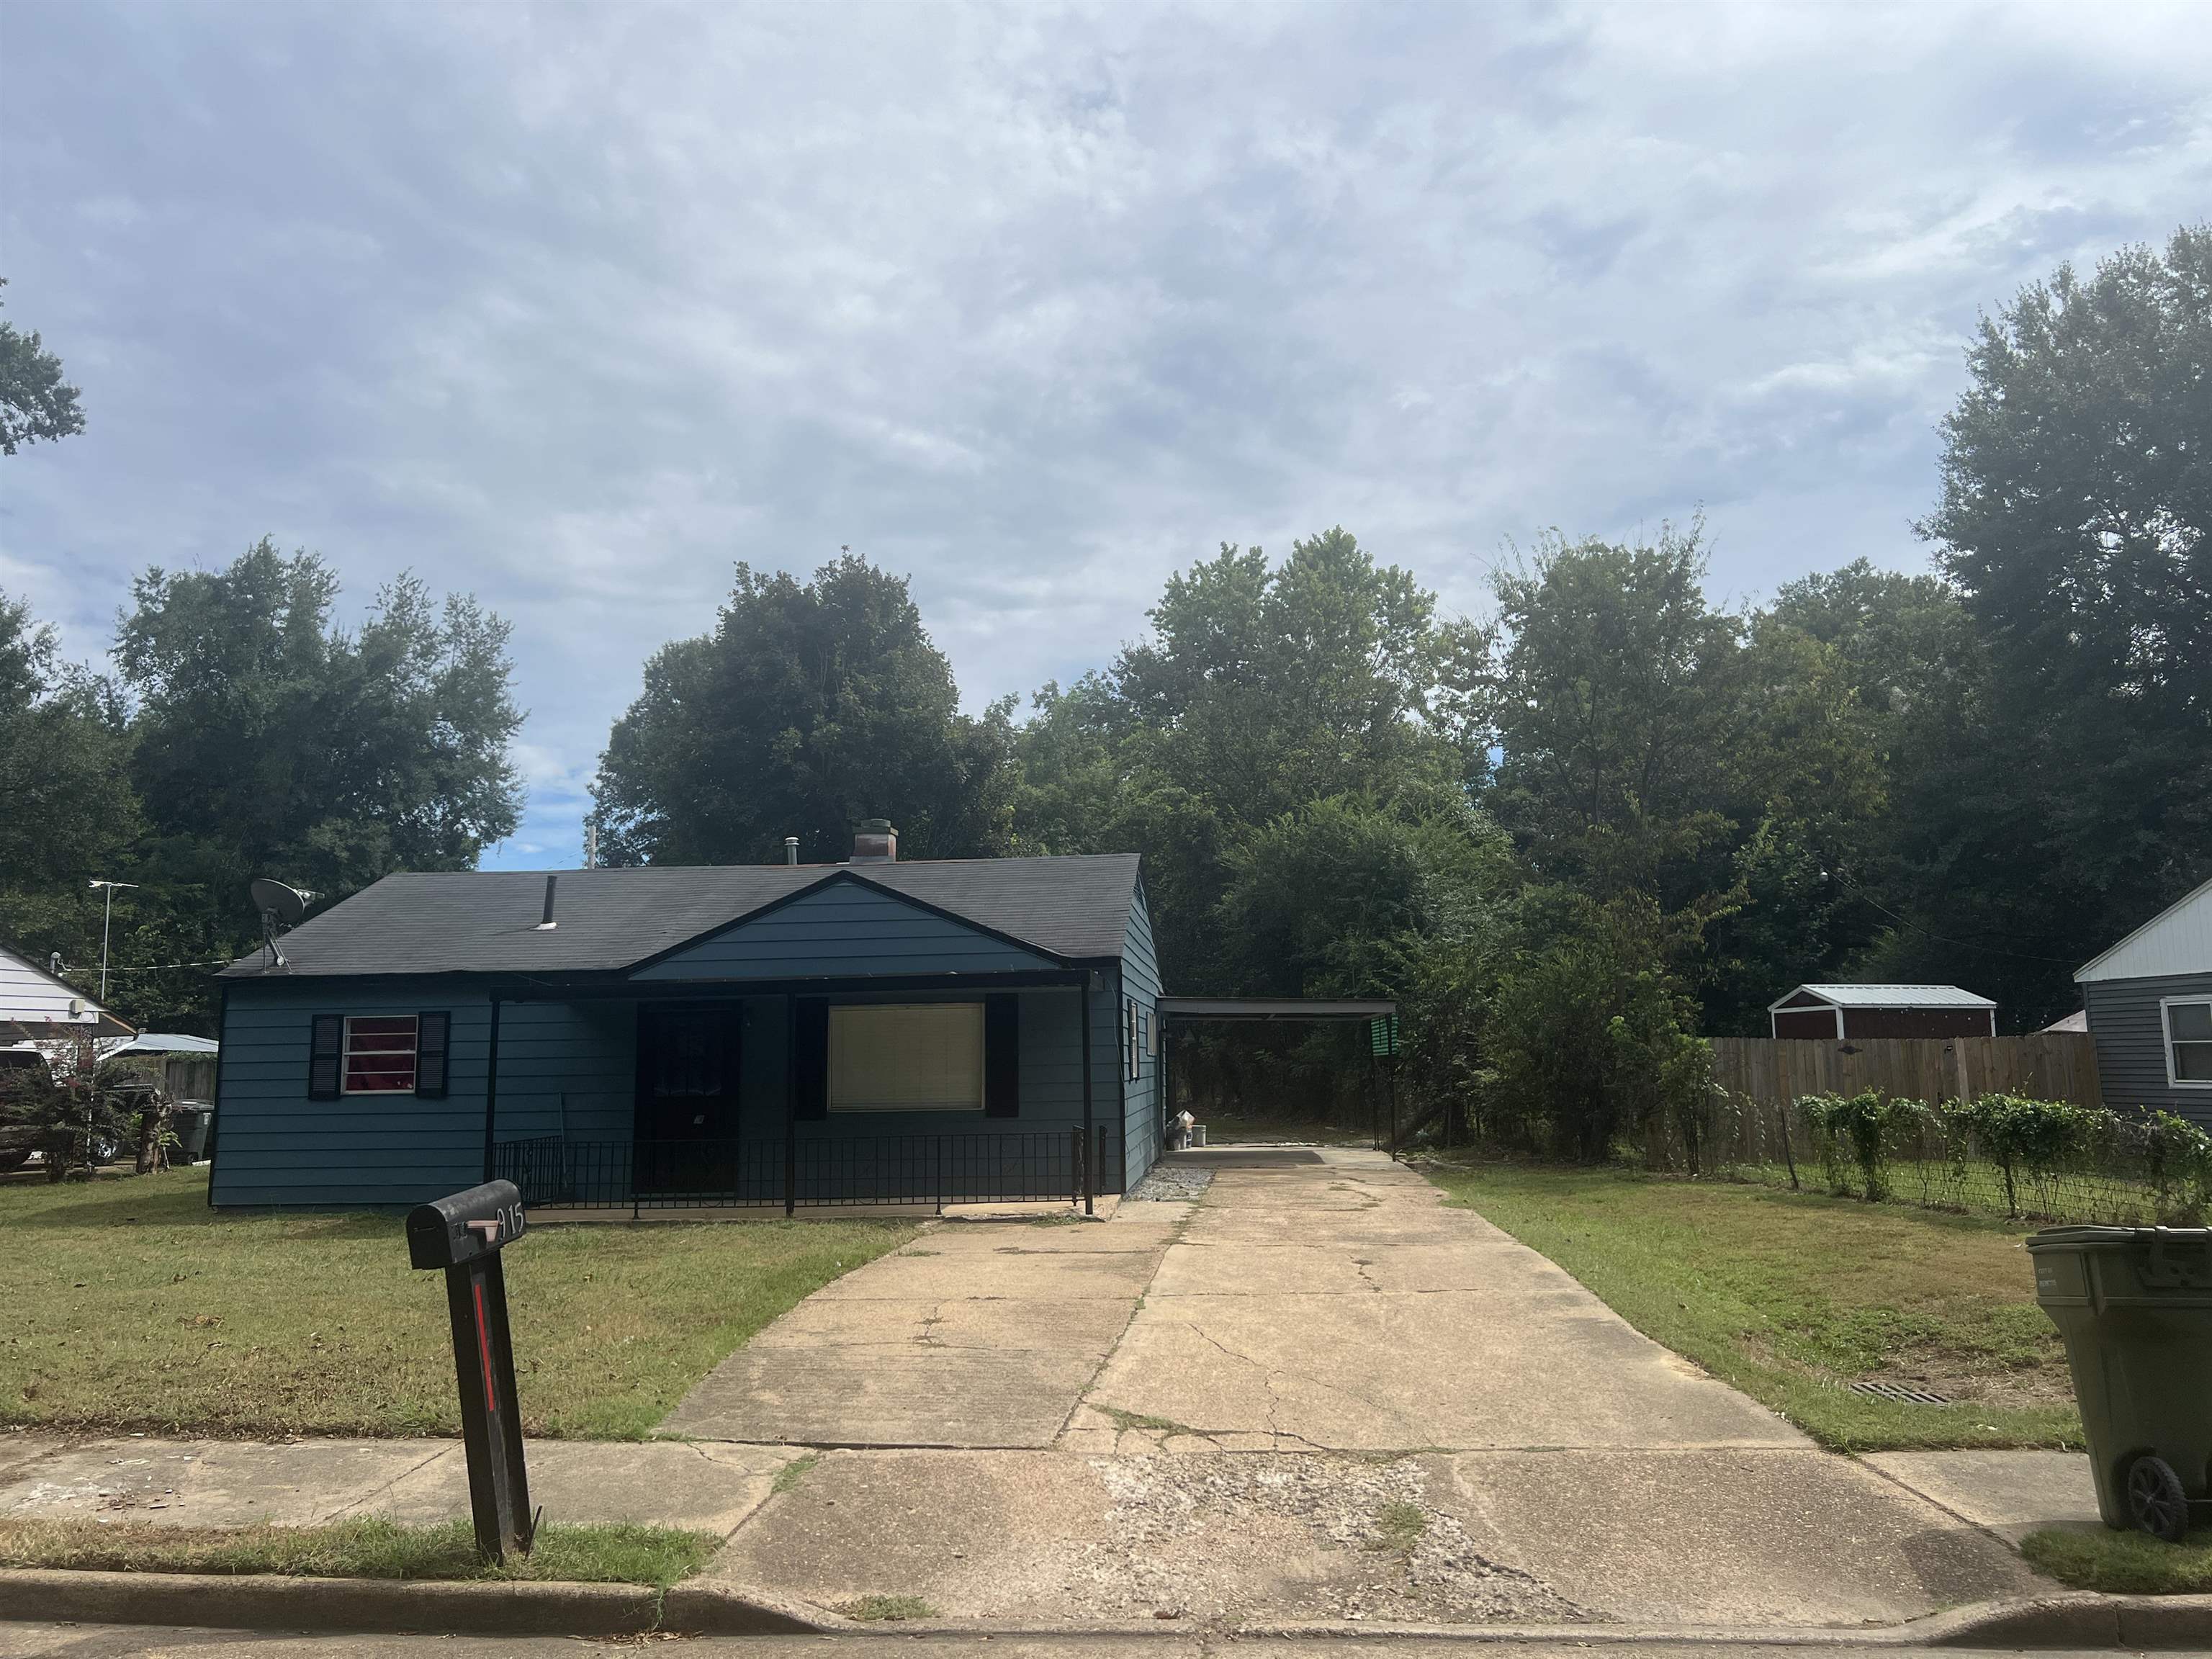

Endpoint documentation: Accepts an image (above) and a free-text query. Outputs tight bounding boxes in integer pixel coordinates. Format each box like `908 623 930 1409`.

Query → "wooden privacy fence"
1709 1034 2102 1114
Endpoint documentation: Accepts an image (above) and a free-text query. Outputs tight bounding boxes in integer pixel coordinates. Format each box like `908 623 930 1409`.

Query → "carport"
1154 996 1402 1152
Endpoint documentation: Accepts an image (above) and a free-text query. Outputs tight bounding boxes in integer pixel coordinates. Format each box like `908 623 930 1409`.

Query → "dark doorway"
634 1003 742 1193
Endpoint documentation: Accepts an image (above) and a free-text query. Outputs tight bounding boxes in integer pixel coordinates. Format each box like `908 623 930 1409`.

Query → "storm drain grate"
1848 1380 1950 1406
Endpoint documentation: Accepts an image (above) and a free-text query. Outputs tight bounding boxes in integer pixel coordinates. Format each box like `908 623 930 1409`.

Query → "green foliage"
1894 224 2212 1022
1803 1090 1929 1202
1 547 524 1032
0 279 86 454
590 554 1016 867
0 1045 142 1181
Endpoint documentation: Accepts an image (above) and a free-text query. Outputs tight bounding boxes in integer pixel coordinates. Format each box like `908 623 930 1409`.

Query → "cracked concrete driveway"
675 1146 2041 1629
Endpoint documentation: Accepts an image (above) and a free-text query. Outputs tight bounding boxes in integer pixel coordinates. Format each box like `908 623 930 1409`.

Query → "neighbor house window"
343 1015 418 1094
2166 999 2212 1087
828 1003 984 1112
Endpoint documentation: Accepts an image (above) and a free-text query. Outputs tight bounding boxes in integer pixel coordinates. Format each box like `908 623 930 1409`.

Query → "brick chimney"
851 817 898 863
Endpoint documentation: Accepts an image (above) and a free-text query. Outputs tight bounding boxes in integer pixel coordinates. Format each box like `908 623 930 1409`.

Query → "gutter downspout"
480 995 503 1183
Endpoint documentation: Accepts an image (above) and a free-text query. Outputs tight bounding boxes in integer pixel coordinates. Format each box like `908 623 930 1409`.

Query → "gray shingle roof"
220 855 1141 979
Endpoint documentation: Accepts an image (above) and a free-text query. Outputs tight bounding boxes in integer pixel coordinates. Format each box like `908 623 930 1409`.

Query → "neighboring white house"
0 941 132 1042
2075 876 2212 1126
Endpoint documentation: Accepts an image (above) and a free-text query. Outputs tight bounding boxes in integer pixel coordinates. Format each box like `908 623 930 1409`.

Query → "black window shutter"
985 994 1020 1118
793 999 830 1120
415 1011 450 1098
309 1015 343 1100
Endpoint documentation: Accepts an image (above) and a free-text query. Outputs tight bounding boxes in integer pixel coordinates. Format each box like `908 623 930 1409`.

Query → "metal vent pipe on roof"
535 874 557 930
784 836 799 866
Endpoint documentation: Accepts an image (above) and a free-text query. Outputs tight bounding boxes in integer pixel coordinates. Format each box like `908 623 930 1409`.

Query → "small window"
2166 999 2212 1087
829 1003 984 1112
343 1015 418 1094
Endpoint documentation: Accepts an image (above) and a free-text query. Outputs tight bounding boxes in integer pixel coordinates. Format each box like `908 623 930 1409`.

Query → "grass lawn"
1424 1158 2081 1452
3 1167 915 1439
0 1515 715 1586
2019 1526 2212 1594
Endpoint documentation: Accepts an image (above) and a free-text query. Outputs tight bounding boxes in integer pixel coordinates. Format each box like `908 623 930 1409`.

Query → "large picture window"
829 1002 985 1112
343 1015 418 1094
2165 999 2212 1087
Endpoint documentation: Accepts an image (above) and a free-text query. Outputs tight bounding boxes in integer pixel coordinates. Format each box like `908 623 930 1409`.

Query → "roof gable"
629 871 1064 981
2076 876 2212 984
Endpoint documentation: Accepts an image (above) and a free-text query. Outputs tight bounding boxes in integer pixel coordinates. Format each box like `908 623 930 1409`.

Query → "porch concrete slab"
703 1447 1589 1626
349 1439 794 1536
1860 1449 2103 1542
0 1438 442 1528
1432 1447 2044 1627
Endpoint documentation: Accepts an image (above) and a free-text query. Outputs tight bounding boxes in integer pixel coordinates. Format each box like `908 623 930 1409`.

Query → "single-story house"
2075 876 2212 1128
1767 983 1997 1040
209 824 1164 1210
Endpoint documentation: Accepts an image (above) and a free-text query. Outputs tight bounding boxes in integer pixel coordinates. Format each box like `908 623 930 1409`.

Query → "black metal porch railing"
492 1127 1128 1216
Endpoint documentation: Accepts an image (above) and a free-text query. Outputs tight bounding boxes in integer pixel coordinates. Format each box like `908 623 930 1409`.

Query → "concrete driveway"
675 1146 2046 1629
658 1203 1183 1447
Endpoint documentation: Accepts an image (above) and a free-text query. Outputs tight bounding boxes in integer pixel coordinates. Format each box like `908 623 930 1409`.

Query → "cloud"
4 1 2208 868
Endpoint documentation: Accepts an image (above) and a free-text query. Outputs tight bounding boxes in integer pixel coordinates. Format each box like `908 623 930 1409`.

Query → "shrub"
1950 1092 2110 1218
1803 1090 1927 1202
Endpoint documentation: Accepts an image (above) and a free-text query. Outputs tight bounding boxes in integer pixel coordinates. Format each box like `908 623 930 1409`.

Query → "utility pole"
86 880 138 1002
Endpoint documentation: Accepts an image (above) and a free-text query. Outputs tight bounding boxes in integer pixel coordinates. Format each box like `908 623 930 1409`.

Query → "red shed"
1767 984 1997 1040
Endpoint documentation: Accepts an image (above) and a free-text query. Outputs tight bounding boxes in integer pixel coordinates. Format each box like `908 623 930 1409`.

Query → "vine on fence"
1704 1088 2212 1225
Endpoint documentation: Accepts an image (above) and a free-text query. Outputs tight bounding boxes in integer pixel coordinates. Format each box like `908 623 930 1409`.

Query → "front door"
634 1004 741 1194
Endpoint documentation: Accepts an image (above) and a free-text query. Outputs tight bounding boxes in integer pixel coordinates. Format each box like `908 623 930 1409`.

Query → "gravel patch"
1129 1164 1213 1202
1069 1453 1592 1625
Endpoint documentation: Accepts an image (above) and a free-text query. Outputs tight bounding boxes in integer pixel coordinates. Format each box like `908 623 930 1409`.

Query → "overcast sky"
5 2 2208 869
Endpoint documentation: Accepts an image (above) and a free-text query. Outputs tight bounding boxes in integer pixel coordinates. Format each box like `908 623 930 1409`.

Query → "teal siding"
1119 881 1163 1191
495 999 636 1141
211 981 493 1208
631 878 1058 981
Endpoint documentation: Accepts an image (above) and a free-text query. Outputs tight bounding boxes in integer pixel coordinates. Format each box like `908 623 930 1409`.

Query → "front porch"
481 966 1136 1215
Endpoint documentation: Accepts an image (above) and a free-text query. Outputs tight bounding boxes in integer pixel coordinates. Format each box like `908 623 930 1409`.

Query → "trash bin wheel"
2124 1453 2190 1543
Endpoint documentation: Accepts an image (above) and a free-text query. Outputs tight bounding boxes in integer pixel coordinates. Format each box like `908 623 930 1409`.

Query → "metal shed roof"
1767 983 1997 1012
219 855 1143 979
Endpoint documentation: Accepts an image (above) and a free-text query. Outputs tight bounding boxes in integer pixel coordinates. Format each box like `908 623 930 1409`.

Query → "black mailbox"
406 1179 527 1269
408 1177 534 1563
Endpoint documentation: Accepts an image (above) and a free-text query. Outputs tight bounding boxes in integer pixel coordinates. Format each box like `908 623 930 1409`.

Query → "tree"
0 591 139 976
1899 225 2212 1020
116 539 524 941
590 554 1016 866
0 280 86 454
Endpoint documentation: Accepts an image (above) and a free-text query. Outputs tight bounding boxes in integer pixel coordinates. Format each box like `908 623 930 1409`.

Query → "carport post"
1079 976 1094 1215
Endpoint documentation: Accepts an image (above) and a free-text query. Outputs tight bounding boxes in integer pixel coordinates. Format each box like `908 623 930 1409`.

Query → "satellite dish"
249 878 314 967
251 879 311 926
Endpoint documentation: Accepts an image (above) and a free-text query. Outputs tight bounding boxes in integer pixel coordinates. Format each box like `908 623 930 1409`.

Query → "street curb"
1 1570 2205 1647
0 1567 822 1637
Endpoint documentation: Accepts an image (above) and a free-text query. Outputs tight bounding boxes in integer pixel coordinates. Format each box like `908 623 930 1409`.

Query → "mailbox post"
406 1179 534 1563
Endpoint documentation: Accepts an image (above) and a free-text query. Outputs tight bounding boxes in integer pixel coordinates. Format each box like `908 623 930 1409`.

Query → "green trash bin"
2028 1225 2212 1542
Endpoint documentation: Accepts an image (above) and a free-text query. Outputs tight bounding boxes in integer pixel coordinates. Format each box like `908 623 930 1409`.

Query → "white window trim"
2159 995 2212 1089
342 1014 419 1095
